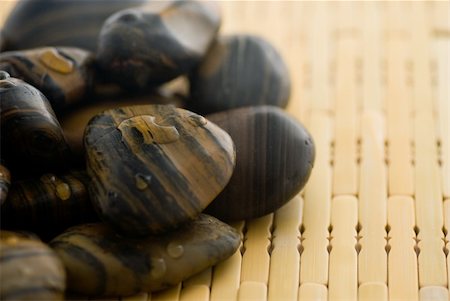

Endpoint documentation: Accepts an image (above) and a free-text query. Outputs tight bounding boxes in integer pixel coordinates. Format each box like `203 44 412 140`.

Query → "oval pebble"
1 0 150 52
50 214 241 296
1 171 97 239
0 72 71 174
0 231 66 301
0 47 94 114
205 106 315 220
84 105 235 236
97 0 221 89
188 35 291 115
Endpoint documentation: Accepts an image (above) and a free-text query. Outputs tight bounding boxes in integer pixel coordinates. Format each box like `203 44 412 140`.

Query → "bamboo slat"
179 286 209 301
362 2 383 113
300 112 332 285
237 281 267 301
434 37 450 199
387 196 419 301
332 34 359 196
358 282 388 301
328 196 358 301
151 284 181 301
410 2 447 288
241 214 273 284
385 27 414 196
268 196 303 301
308 2 332 112
358 112 387 284
419 286 449 301
297 283 327 301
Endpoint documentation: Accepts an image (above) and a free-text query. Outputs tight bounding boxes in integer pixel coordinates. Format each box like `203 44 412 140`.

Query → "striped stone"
84 105 235 236
50 215 241 296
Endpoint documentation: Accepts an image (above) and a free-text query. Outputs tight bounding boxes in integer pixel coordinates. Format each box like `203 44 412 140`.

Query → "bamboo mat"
1 1 450 300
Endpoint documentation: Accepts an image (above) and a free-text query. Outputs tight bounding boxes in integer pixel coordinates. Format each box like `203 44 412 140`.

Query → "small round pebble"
188 35 291 115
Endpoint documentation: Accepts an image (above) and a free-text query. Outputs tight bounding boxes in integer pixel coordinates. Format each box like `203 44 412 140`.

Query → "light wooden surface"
1 1 449 300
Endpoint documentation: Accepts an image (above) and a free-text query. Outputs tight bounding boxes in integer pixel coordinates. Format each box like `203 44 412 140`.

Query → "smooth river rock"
97 0 221 89
1 0 150 52
205 106 315 220
50 214 241 296
188 35 291 115
84 105 235 236
0 231 66 301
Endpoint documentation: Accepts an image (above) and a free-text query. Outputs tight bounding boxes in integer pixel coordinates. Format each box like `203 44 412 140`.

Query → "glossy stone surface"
60 93 184 159
1 171 97 239
0 72 71 174
0 232 66 301
97 0 221 89
84 105 235 236
50 214 241 296
2 0 149 52
189 35 291 115
205 106 315 220
0 163 10 205
0 47 94 114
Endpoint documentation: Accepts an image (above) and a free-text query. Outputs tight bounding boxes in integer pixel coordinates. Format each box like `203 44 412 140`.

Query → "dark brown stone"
96 0 221 89
189 35 291 115
205 106 315 220
50 214 241 296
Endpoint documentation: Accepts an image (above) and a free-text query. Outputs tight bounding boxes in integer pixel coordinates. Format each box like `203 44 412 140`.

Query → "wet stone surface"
84 105 235 236
50 214 241 296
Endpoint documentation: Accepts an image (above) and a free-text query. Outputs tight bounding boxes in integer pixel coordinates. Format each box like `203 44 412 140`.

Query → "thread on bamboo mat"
330 140 335 167
384 140 389 166
413 225 421 256
442 226 448 256
355 222 362 254
437 140 443 167
267 223 275 255
298 224 305 255
327 224 333 253
356 138 362 165
385 224 392 254
240 223 248 256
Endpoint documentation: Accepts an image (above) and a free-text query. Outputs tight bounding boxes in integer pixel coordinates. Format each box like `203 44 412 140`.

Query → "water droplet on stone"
151 258 166 279
166 242 184 258
20 266 33 276
188 114 207 127
135 173 152 190
39 48 74 74
5 237 19 245
55 183 71 200
41 174 56 184
0 71 10 80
